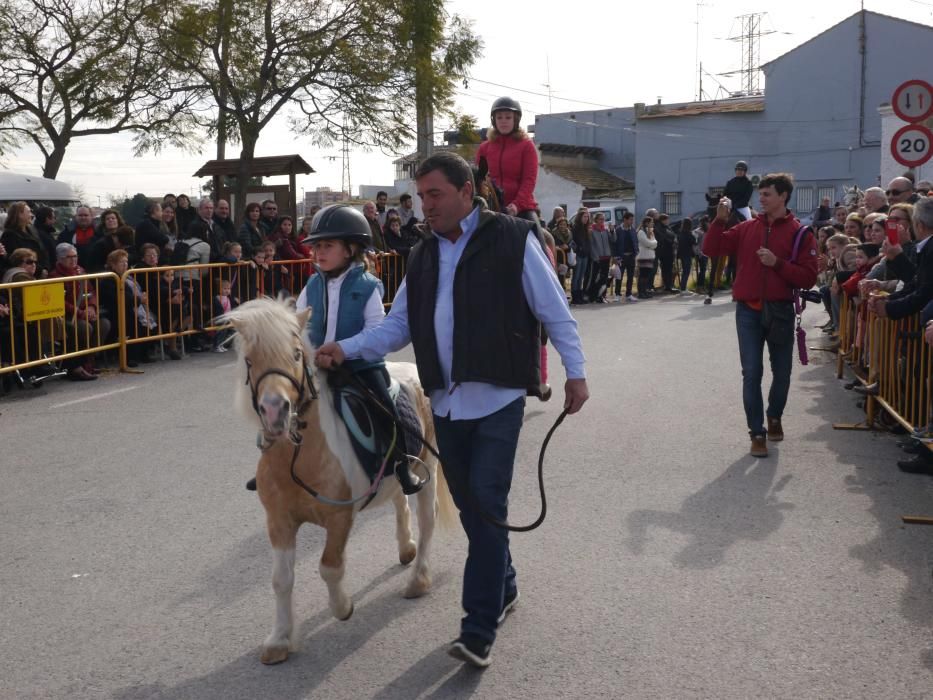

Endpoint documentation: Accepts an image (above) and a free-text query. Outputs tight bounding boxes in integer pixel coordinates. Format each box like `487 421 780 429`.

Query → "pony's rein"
330 365 565 533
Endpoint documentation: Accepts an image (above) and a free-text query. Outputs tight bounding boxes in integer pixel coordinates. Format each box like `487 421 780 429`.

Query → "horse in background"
843 184 864 210
473 156 504 213
222 297 456 665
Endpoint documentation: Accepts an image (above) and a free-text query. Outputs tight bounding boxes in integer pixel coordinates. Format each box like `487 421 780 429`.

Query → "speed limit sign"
891 123 933 168
892 79 933 123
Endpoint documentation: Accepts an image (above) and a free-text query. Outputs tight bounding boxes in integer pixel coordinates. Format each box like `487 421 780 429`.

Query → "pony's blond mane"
221 297 314 423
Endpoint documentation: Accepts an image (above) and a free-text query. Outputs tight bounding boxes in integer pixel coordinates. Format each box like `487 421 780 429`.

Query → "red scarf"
75 226 95 246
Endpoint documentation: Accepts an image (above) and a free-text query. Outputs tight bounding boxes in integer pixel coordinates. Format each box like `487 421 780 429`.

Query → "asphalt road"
3 292 933 699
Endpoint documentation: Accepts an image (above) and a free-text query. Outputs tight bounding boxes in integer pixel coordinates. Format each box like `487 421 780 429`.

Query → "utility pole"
543 55 553 113
719 12 774 96
694 0 705 101
340 116 352 197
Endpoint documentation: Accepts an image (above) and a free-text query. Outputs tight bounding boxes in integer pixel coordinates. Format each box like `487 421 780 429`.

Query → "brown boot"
750 433 768 458
767 417 784 442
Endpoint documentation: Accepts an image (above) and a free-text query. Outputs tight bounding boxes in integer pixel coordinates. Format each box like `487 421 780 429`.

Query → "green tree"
0 0 203 179
451 113 482 160
397 0 482 162
159 0 480 222
160 0 408 222
112 192 152 226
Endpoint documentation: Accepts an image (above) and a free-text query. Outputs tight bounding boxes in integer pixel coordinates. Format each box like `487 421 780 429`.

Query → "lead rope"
332 366 564 533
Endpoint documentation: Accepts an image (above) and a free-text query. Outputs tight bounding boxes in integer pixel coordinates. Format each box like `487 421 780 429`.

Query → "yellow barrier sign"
23 282 65 321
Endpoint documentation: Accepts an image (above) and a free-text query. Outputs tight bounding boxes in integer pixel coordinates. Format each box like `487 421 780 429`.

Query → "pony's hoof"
404 572 431 599
399 541 417 566
337 601 354 621
260 645 290 665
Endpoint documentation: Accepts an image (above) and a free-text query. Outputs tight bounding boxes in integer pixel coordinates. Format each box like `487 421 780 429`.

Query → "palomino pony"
222 297 456 665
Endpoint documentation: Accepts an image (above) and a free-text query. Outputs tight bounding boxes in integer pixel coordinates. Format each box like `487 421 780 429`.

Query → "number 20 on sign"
891 124 933 168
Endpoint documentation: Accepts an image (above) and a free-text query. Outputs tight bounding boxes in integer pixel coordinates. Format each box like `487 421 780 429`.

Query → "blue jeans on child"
433 397 525 645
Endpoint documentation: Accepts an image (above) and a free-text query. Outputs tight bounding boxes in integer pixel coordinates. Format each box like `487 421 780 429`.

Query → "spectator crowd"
0 190 422 385
3 170 933 474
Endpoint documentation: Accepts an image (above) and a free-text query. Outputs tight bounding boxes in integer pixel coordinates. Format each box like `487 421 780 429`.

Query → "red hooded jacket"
702 210 819 304
476 133 538 212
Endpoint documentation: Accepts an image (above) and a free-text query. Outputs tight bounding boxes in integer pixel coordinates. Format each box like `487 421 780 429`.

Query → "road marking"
216 362 237 369
51 385 141 409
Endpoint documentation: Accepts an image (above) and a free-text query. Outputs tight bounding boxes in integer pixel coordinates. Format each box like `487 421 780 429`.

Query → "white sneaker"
212 346 228 353
626 295 638 302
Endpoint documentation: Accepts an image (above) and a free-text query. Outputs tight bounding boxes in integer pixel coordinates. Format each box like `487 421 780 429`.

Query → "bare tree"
0 0 203 179
160 0 480 220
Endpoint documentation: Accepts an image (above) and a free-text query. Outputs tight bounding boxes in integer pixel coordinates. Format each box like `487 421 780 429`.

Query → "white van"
0 171 80 222
586 206 632 228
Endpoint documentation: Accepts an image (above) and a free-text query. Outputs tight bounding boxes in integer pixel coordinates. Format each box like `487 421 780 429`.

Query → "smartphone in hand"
885 218 900 245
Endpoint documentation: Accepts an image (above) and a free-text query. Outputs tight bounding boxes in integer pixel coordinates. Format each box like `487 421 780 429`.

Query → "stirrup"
395 454 429 495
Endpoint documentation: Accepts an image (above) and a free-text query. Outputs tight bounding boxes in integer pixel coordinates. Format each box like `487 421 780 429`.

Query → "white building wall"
536 168 584 221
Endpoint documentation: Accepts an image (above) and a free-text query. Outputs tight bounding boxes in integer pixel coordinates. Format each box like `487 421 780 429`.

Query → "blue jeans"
433 397 525 644
735 302 794 436
571 255 589 292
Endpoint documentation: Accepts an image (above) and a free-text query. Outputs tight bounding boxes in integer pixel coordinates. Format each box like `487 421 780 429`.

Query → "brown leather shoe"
767 417 784 442
750 434 768 458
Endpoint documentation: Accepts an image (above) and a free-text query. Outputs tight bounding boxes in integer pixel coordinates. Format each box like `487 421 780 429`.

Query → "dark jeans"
588 257 610 300
735 302 794 436
658 252 675 290
678 255 694 291
697 255 708 289
637 263 654 296
614 254 637 297
433 397 525 644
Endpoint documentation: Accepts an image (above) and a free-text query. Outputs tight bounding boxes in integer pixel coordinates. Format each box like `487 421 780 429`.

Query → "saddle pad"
333 378 423 486
394 382 424 458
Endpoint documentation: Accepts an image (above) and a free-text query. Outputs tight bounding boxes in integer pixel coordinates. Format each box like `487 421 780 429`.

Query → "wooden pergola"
193 154 315 221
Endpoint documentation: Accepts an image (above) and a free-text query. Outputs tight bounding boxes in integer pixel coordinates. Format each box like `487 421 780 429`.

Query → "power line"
468 77 618 110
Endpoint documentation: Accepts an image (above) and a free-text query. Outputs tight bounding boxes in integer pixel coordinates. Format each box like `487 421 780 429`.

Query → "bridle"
241 338 393 508
243 337 318 447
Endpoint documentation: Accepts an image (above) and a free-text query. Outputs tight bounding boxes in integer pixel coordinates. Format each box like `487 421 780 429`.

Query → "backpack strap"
790 224 810 261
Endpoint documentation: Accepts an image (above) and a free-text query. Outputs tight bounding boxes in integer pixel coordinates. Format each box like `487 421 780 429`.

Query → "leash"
329 365 566 533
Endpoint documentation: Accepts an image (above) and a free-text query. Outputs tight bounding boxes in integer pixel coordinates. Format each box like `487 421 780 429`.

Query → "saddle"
330 374 424 489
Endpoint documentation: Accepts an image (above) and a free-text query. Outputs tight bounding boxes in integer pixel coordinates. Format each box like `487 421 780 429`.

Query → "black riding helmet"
303 204 373 248
490 96 522 127
735 160 749 171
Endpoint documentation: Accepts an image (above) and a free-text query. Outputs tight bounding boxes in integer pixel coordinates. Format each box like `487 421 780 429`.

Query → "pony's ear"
478 156 488 181
296 306 312 330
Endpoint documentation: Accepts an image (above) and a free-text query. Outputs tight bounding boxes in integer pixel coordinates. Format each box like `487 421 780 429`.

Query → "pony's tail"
432 459 458 531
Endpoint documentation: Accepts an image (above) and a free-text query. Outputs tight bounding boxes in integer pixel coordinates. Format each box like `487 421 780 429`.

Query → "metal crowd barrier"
374 252 406 307
0 273 122 377
1 255 410 381
835 290 931 434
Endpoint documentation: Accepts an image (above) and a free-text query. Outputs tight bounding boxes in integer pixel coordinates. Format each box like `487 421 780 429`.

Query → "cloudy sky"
3 0 932 205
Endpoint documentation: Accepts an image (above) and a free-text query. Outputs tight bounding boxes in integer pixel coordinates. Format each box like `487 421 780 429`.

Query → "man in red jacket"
703 173 819 457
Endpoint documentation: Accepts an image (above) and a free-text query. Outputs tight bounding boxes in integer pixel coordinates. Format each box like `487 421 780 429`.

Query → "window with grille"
661 192 682 216
796 187 814 213
818 186 835 206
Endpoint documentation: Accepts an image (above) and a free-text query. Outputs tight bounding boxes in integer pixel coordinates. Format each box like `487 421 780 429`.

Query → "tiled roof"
538 143 602 157
544 165 633 193
193 155 314 177
638 99 764 120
